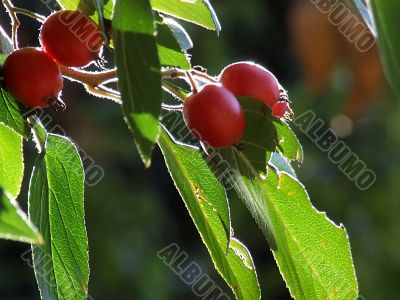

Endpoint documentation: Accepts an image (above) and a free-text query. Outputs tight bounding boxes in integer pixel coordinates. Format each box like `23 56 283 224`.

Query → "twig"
2 0 20 49
161 103 183 111
13 7 45 22
57 64 120 102
58 64 118 86
191 69 219 83
186 71 198 93
161 67 219 84
161 68 186 79
84 84 122 104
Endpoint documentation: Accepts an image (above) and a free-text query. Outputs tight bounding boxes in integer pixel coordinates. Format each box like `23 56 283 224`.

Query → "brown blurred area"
289 0 385 120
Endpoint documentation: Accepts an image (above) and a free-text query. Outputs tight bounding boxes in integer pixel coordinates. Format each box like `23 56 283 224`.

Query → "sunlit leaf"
113 0 162 166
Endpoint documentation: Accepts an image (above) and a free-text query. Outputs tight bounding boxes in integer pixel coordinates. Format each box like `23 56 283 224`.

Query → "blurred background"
1 0 399 299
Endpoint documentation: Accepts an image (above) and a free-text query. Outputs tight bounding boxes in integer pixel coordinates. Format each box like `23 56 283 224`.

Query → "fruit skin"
183 84 245 148
219 62 280 107
40 10 104 67
272 101 292 118
3 48 63 108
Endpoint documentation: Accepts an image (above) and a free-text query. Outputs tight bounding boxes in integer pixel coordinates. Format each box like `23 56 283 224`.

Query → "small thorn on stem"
49 97 66 111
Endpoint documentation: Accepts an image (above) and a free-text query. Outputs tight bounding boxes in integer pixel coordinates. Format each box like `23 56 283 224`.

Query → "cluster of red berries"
2 10 103 108
183 62 293 148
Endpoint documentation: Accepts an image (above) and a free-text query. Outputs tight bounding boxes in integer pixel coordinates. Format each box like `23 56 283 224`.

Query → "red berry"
3 48 63 108
272 101 292 118
183 84 245 148
219 61 280 107
40 10 104 67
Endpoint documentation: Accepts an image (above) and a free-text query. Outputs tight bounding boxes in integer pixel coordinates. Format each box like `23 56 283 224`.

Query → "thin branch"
58 64 118 86
161 67 219 84
84 84 122 104
2 0 20 49
186 71 198 93
161 68 186 79
161 103 183 111
191 69 219 83
13 7 45 22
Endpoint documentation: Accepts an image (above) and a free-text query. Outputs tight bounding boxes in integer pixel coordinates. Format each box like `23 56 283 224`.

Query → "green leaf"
207 99 299 247
0 88 29 138
238 98 277 174
212 99 358 299
0 123 24 198
29 124 89 300
157 21 191 69
113 0 162 167
0 53 5 65
0 25 12 55
0 188 42 244
150 0 221 32
77 0 96 15
217 146 278 248
56 0 78 10
265 170 358 300
158 128 260 300
29 155 58 300
56 0 114 19
163 17 193 51
195 95 358 298
273 118 303 162
370 1 400 98
102 0 114 19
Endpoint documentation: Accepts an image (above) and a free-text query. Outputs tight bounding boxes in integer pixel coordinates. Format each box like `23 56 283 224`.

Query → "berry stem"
161 68 187 79
57 64 191 104
191 69 218 83
161 67 218 84
2 0 20 49
57 64 121 102
12 7 45 22
56 63 222 104
57 64 118 86
84 84 122 103
161 103 183 111
186 71 198 93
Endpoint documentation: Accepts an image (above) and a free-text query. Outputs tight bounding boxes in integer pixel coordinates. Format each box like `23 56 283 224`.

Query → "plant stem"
2 0 20 49
12 7 45 22
191 69 219 83
58 64 118 86
161 67 218 84
84 84 122 103
186 71 198 93
161 103 183 111
161 68 186 79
